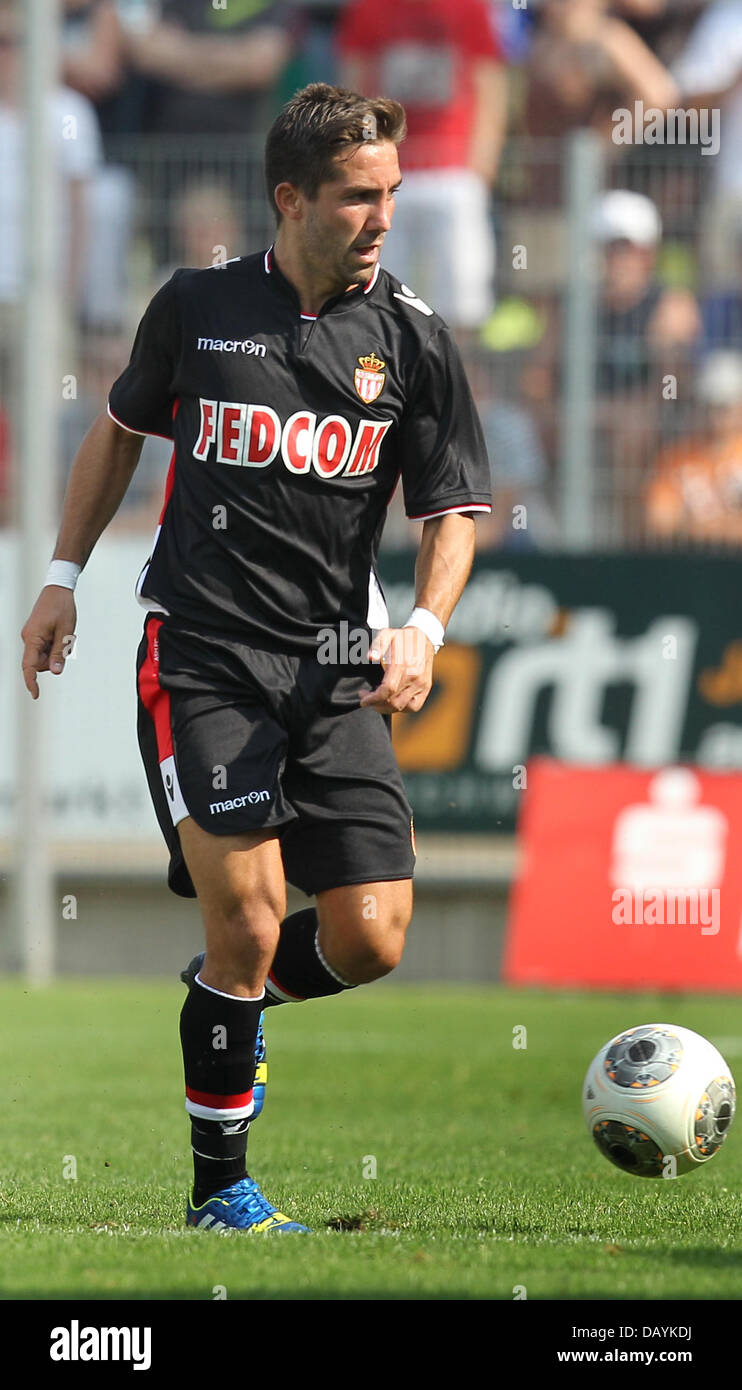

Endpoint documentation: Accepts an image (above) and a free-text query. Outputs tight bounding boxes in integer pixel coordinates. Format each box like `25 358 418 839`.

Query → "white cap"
697 351 742 406
592 191 662 247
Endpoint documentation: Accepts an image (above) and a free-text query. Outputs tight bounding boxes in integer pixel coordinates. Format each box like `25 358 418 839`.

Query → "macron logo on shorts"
210 791 270 814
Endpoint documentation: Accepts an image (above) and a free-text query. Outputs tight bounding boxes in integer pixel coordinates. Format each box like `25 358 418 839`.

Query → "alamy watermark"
316 621 427 666
612 100 720 156
612 887 720 936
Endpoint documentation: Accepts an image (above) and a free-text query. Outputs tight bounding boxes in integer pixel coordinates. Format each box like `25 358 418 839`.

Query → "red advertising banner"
505 758 742 991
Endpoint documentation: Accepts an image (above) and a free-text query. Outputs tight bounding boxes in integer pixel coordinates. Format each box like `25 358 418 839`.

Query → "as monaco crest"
354 352 386 404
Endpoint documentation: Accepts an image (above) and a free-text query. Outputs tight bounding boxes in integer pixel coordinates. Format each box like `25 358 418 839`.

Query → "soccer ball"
582 1023 736 1177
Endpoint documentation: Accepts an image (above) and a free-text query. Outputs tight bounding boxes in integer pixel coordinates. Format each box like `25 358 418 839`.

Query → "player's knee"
318 883 413 984
344 912 410 983
205 896 281 963
367 933 406 980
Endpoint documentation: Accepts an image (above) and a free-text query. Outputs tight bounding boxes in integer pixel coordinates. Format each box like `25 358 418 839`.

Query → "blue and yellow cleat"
252 1012 267 1118
187 1177 310 1234
180 952 268 1118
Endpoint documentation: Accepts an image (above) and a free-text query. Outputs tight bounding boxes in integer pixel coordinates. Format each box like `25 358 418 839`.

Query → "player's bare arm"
20 412 144 699
360 512 476 715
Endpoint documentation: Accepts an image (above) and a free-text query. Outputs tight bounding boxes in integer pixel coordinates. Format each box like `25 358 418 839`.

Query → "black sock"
265 907 356 1006
180 976 263 1204
189 1115 251 1208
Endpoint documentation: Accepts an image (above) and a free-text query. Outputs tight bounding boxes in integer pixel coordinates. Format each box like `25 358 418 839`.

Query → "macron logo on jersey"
210 791 270 814
197 337 267 357
193 398 392 478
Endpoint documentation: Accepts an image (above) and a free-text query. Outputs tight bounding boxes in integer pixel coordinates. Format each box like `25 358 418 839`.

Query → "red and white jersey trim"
363 261 381 294
408 503 492 521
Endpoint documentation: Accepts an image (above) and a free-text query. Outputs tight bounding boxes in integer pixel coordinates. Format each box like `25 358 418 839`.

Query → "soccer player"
21 84 492 1235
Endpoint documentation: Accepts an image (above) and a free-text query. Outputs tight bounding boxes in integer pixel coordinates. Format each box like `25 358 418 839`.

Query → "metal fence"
0 129 735 552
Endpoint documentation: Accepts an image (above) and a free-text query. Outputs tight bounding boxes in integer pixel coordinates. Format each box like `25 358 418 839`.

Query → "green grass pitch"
1 979 740 1301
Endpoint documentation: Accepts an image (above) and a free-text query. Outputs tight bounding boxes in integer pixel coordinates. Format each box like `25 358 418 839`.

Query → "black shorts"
136 614 416 899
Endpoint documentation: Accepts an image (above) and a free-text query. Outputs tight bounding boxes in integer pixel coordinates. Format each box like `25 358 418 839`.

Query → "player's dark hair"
265 83 407 223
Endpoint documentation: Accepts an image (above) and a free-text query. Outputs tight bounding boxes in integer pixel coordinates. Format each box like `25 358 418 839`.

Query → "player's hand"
359 625 435 714
20 587 77 700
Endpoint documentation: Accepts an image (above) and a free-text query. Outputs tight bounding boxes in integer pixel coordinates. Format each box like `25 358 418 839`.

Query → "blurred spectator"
479 293 561 467
337 0 506 333
672 1 742 288
127 0 295 136
593 190 700 538
465 343 558 549
489 0 534 64
524 0 678 144
523 189 701 540
527 192 700 404
593 190 700 397
614 0 705 69
0 0 101 319
61 0 126 106
476 397 559 550
700 232 742 353
380 335 560 552
80 157 135 329
152 179 243 289
645 351 742 544
82 1 161 134
281 0 343 89
60 330 171 531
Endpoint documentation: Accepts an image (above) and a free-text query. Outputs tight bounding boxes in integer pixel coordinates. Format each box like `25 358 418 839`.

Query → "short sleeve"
108 274 181 440
399 328 492 520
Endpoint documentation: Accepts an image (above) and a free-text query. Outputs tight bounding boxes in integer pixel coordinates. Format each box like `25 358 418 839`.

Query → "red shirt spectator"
338 0 505 331
338 0 503 174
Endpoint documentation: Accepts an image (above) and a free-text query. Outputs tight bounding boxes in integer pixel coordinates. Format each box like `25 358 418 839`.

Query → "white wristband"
404 606 445 653
45 560 81 591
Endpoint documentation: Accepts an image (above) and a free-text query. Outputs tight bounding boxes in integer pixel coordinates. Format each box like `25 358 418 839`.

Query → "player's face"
303 140 401 291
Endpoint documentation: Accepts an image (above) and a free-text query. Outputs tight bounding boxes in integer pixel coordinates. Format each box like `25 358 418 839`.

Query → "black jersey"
108 248 492 651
